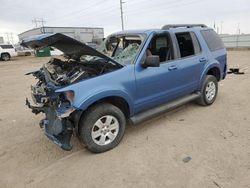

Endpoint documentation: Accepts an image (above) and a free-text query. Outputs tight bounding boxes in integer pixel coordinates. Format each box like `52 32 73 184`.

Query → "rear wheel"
197 75 218 106
79 103 126 153
1 53 10 61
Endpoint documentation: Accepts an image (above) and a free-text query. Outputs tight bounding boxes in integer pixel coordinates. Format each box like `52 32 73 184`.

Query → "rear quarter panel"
195 29 227 89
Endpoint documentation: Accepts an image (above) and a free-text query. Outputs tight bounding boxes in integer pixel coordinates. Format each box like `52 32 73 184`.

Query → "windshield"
97 34 146 65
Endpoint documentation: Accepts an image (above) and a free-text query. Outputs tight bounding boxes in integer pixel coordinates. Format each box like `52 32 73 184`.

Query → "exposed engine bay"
34 57 120 86
27 56 120 107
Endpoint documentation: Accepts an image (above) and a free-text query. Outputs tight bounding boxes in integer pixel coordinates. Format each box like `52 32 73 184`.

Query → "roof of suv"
111 25 212 36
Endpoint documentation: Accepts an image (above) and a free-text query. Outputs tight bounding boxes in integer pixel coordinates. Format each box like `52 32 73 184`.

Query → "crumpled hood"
21 33 122 66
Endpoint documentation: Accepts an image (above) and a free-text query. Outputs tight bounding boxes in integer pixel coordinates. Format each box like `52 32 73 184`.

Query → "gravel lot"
0 51 249 188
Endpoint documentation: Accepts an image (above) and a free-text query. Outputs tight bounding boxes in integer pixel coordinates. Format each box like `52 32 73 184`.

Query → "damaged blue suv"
22 24 227 153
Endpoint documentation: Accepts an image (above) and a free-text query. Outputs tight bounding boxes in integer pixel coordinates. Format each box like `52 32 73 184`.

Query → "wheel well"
89 96 130 118
1 52 10 56
207 67 220 81
75 96 130 135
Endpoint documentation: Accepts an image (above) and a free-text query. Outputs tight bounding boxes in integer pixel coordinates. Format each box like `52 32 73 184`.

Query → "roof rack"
162 24 207 30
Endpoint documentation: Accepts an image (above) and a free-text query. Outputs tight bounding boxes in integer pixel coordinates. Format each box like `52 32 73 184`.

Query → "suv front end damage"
25 68 77 150
25 56 121 150
22 33 123 150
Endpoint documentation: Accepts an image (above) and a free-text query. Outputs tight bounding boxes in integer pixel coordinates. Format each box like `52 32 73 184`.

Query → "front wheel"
1 53 10 61
79 103 126 153
197 75 218 106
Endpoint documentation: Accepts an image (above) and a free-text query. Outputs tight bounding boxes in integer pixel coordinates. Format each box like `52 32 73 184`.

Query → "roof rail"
162 24 207 30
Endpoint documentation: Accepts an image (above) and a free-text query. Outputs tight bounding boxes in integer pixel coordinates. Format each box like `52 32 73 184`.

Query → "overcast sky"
0 0 250 43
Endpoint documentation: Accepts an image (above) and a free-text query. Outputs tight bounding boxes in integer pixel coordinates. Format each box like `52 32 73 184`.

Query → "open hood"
21 33 122 66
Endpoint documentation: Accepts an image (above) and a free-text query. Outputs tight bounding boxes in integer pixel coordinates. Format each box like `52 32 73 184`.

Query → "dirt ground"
0 51 249 188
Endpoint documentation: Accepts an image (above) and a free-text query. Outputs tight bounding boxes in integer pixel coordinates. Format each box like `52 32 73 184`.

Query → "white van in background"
50 47 63 56
0 44 18 61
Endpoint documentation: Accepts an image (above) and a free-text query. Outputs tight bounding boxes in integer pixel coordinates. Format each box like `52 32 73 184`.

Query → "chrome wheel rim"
91 115 119 146
205 81 216 101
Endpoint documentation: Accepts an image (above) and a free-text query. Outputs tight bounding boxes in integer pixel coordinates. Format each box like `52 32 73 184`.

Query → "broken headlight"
64 90 74 104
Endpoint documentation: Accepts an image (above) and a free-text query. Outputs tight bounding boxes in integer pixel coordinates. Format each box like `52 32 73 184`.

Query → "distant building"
18 26 104 44
220 34 250 49
0 36 4 44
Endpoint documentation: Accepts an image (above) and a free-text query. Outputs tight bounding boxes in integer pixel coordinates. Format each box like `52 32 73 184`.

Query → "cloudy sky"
0 0 250 43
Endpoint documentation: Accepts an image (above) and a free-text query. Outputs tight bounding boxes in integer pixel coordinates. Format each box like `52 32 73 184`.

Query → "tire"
1 53 10 61
196 75 218 106
25 52 32 56
79 103 126 153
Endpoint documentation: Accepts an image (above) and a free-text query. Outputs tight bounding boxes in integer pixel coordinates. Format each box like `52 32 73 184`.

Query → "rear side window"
201 30 224 51
0 45 14 49
175 32 201 58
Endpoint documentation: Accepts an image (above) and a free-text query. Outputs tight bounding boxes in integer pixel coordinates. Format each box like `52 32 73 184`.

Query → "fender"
57 85 135 116
76 89 134 116
198 60 221 90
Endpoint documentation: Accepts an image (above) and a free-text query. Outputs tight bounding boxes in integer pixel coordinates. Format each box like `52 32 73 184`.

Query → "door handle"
199 57 207 63
168 65 178 71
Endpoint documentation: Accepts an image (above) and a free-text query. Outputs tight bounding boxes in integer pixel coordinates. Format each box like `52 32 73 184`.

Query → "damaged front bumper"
26 97 75 151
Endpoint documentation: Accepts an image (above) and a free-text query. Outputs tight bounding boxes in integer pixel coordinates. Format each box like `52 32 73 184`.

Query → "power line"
73 7 121 26
49 5 119 25
124 0 187 13
125 0 183 8
48 0 112 24
124 0 201 15
43 0 204 33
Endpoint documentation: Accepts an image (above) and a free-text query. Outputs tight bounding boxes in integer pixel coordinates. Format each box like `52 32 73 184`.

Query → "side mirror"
141 55 160 68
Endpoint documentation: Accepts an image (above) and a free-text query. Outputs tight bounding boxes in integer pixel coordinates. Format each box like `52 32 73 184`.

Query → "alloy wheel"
91 115 119 146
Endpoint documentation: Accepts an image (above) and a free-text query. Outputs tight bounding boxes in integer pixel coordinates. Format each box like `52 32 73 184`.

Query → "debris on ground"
220 130 234 139
213 180 221 188
227 68 245 74
182 156 192 163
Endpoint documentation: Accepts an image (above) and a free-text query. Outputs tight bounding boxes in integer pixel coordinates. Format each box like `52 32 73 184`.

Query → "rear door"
171 31 205 92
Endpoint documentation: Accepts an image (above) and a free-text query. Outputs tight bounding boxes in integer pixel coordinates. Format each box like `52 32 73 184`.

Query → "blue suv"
22 24 227 153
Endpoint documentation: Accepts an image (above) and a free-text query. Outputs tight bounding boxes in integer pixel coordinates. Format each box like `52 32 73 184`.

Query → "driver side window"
147 34 173 63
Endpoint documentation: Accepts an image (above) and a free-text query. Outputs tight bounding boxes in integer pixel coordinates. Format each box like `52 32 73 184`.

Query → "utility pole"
5 33 14 44
32 18 38 28
237 23 240 35
5 33 10 44
120 0 125 31
32 18 46 33
9 33 14 44
220 21 223 34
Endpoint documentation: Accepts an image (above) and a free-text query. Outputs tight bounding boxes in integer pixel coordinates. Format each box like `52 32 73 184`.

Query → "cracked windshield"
98 35 146 65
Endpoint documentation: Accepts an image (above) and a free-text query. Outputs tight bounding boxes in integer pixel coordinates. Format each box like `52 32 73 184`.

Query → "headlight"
64 90 74 103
